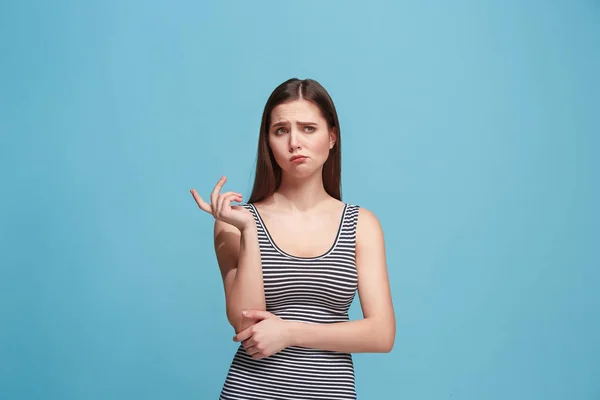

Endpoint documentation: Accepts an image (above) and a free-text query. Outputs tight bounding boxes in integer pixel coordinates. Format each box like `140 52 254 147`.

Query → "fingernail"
242 310 248 316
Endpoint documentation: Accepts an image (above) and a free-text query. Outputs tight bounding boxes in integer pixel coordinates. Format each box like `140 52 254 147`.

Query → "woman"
191 78 395 399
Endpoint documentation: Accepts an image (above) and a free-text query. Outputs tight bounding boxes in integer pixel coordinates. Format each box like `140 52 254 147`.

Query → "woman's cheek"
319 139 331 159
269 142 286 165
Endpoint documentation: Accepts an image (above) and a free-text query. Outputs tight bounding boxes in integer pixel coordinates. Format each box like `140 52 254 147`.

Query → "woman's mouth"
290 155 308 163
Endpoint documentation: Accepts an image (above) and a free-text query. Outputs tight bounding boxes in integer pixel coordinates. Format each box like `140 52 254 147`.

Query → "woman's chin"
281 166 321 180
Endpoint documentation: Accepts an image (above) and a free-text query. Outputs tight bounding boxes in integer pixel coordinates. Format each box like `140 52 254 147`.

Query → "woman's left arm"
234 207 396 357
287 207 396 353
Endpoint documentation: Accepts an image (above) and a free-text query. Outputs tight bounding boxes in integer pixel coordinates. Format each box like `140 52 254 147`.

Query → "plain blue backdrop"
1 1 599 399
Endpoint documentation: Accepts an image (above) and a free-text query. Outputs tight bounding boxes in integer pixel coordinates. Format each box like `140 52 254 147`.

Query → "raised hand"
190 176 254 231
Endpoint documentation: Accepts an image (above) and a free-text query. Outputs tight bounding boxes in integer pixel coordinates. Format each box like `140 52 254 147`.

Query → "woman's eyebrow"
271 120 317 128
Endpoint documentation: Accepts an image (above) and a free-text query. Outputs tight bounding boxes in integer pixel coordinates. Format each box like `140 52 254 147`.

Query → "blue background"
1 1 599 399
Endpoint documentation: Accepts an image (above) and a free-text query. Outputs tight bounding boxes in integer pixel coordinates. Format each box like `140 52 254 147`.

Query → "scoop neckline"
248 202 348 260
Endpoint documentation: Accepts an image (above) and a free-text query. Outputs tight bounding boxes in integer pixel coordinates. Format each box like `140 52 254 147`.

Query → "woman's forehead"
271 100 323 123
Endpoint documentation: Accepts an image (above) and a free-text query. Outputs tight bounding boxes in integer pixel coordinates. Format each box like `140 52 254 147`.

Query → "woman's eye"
305 126 316 132
275 128 286 134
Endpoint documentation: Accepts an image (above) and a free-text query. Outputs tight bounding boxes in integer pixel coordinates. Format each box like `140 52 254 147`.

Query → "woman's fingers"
217 192 242 217
190 189 212 214
245 345 261 356
191 188 239 217
242 337 256 349
210 176 227 207
192 176 243 220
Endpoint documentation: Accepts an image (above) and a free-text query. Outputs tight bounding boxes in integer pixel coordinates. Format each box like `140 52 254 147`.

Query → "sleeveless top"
219 202 361 400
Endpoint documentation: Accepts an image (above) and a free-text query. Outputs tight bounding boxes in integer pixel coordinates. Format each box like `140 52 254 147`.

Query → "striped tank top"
219 202 360 400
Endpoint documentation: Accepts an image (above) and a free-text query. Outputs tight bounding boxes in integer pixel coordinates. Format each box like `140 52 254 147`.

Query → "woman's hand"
190 176 254 232
233 310 292 360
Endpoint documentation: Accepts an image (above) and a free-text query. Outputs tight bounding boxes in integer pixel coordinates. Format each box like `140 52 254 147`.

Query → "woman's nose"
288 130 301 152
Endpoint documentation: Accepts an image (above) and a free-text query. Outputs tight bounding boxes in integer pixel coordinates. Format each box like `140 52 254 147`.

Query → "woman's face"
268 99 336 179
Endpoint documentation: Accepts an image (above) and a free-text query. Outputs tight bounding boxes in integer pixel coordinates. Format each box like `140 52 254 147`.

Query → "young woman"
191 78 395 399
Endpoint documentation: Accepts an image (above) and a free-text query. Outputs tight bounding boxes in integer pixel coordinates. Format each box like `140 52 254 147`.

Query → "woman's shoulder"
349 204 382 233
338 200 381 231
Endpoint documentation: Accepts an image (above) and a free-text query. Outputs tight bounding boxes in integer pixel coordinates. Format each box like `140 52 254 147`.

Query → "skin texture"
191 99 396 359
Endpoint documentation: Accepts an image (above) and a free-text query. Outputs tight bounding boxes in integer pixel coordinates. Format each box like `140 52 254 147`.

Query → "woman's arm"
214 219 266 334
286 207 396 353
235 207 396 357
191 177 266 334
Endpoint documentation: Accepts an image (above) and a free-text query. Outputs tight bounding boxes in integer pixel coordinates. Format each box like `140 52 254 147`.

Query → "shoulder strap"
334 204 360 253
344 204 360 238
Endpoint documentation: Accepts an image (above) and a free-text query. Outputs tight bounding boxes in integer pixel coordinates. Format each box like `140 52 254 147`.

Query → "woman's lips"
290 155 308 163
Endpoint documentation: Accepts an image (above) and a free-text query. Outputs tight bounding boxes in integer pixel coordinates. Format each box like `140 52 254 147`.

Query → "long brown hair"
248 78 342 204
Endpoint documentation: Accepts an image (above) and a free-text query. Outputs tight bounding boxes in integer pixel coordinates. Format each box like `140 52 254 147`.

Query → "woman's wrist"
240 220 257 235
285 321 301 347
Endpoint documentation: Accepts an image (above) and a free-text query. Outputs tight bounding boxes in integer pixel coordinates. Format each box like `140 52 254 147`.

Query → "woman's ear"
329 127 337 149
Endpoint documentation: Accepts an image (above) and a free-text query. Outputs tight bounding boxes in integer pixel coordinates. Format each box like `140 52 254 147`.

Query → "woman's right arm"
191 176 266 334
214 218 266 333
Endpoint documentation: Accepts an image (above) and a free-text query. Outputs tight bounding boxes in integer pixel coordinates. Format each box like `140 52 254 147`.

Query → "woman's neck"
272 172 333 212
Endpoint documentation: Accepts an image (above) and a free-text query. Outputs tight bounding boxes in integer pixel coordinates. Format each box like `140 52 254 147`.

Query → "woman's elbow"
380 333 395 353
377 322 396 353
226 304 266 334
225 306 243 333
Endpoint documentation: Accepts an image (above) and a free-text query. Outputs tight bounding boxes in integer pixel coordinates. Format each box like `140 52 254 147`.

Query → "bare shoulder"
355 206 386 261
356 206 384 241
